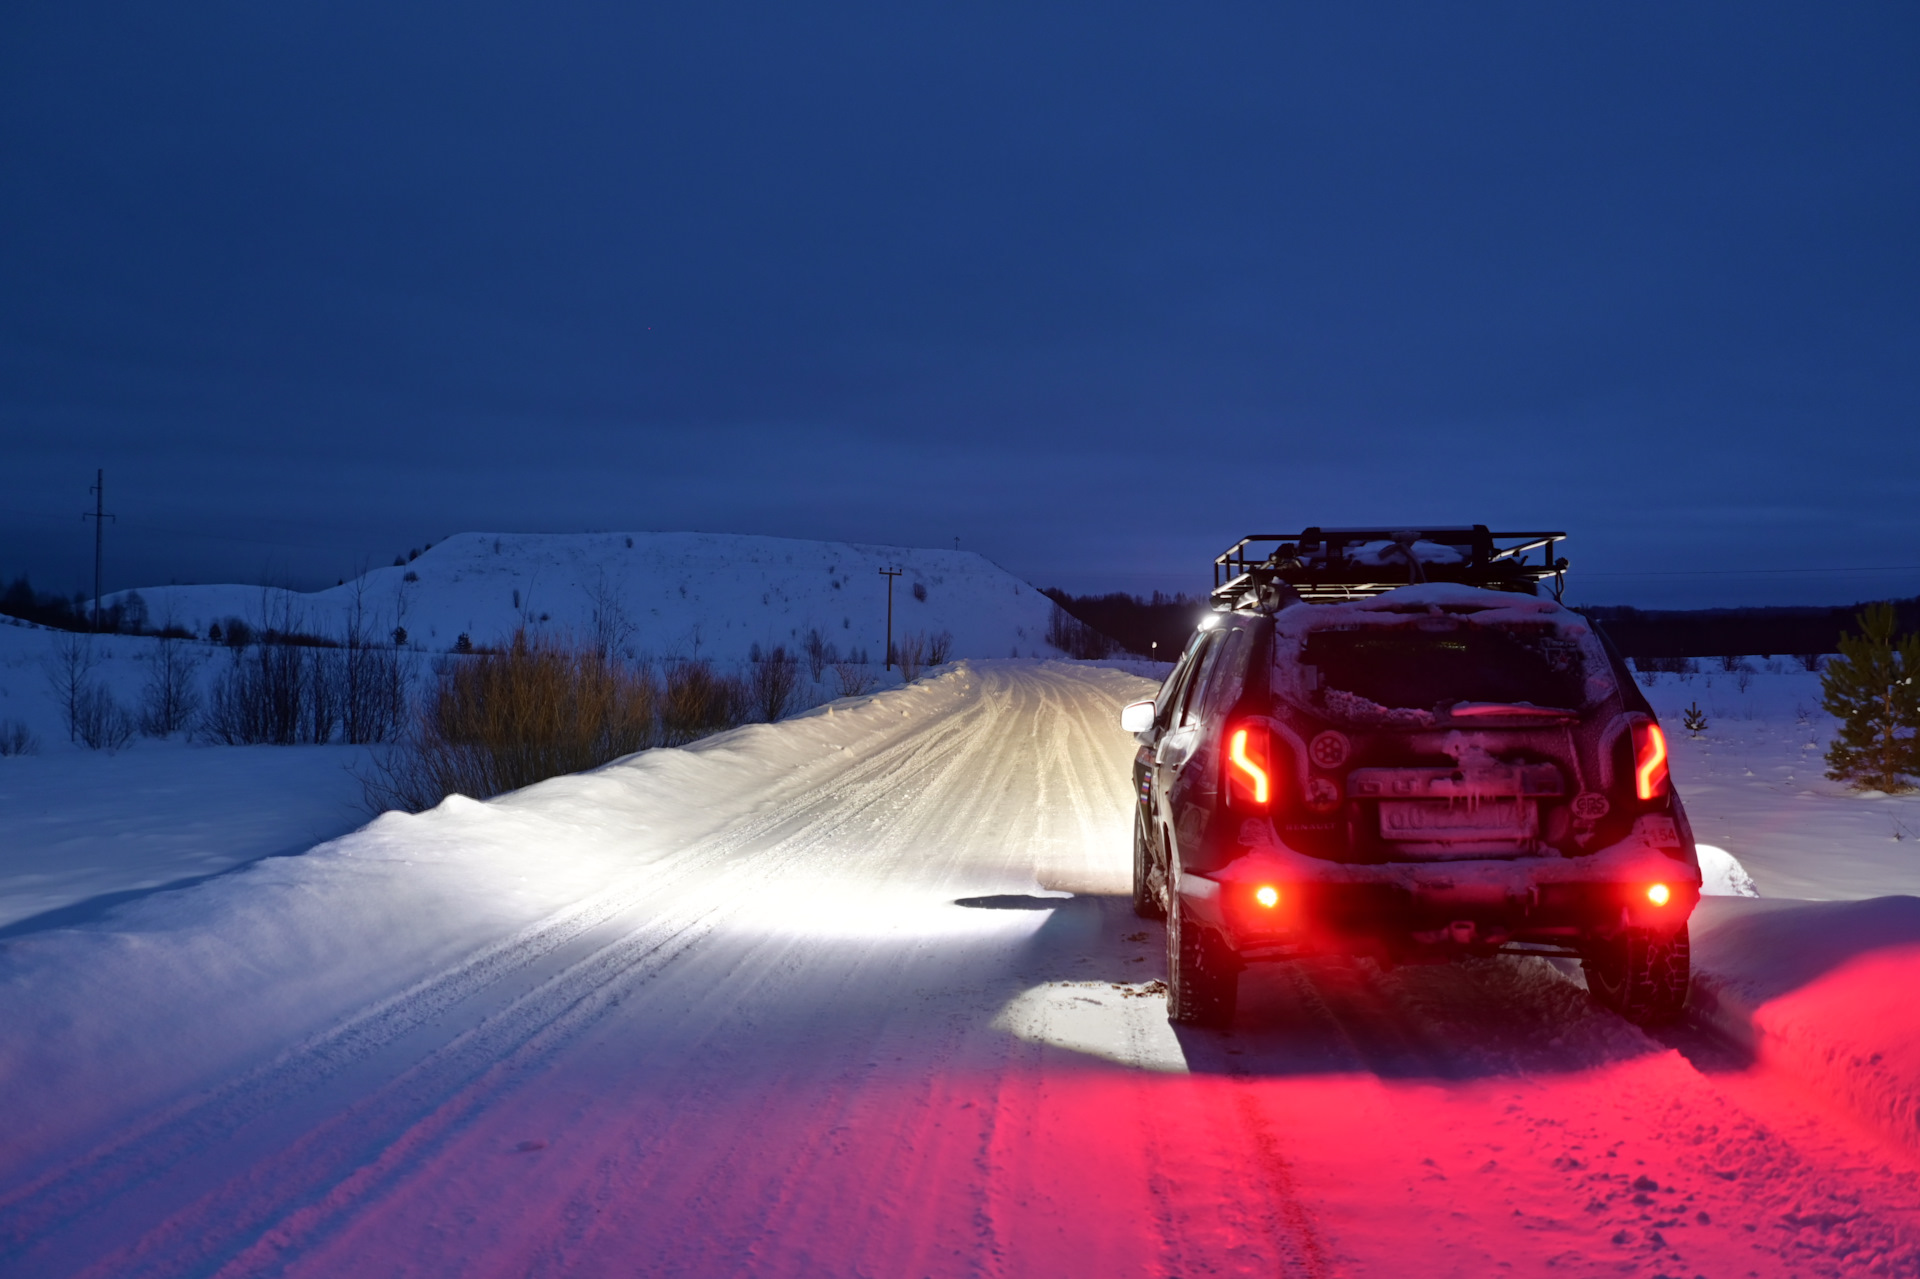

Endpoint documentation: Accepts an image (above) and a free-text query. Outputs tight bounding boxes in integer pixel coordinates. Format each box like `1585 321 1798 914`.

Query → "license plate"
1380 798 1533 840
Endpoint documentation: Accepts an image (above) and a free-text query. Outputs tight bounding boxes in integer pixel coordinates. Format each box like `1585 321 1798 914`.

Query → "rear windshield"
1299 623 1585 716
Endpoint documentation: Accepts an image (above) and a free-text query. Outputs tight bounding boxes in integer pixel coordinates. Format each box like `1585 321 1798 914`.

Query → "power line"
878 566 902 670
81 469 114 631
1581 565 1920 578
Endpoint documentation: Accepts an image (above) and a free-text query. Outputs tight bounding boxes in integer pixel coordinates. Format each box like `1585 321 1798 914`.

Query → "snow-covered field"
0 620 381 929
1639 663 1920 901
2 645 1919 1276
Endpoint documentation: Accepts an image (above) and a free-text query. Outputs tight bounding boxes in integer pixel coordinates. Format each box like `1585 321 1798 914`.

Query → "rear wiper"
1444 701 1578 723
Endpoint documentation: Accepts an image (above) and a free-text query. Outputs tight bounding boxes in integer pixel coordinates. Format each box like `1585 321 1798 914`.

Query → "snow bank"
1697 843 1759 897
1690 894 1920 1154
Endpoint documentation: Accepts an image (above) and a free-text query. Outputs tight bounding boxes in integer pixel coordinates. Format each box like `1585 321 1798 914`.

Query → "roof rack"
1211 526 1568 611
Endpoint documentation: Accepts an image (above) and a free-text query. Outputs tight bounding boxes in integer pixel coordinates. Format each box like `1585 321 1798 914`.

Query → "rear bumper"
1181 816 1701 957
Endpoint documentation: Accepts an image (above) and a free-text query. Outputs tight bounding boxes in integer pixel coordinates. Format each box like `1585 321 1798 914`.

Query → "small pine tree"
1682 702 1707 736
1820 603 1920 792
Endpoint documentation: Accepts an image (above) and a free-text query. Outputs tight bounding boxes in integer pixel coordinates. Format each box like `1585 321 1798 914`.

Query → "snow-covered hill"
107 532 1064 660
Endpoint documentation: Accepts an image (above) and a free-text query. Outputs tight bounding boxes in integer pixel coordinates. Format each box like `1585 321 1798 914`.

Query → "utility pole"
82 469 114 632
878 565 902 669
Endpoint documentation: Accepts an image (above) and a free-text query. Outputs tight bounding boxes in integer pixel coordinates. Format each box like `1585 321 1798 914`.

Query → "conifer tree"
1820 602 1920 792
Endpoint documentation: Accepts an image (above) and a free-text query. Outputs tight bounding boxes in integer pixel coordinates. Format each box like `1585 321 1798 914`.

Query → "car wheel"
1167 899 1238 1027
1582 925 1690 1026
1131 810 1165 920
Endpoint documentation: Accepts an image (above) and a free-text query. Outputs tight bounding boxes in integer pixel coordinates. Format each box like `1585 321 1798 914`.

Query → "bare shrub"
587 576 635 662
831 660 876 697
139 633 205 736
927 630 953 665
896 632 927 682
202 642 324 744
308 647 344 743
751 646 800 722
266 641 313 740
1796 652 1825 672
75 684 135 750
345 643 410 744
201 589 396 746
364 629 659 812
203 592 321 744
661 660 749 744
201 651 275 744
339 581 409 744
0 719 39 756
43 632 99 742
804 629 830 682
119 591 150 634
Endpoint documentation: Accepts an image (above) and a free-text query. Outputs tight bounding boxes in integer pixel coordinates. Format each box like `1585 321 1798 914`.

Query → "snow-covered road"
3 663 1917 1277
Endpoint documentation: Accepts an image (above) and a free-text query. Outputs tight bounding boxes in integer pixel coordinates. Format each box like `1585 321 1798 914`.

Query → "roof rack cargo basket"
1212 526 1568 611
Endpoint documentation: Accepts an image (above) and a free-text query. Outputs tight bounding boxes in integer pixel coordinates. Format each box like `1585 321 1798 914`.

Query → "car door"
1154 627 1229 864
1161 622 1259 877
1133 629 1208 821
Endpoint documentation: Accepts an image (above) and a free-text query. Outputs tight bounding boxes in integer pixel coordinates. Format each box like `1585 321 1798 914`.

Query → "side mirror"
1120 700 1155 735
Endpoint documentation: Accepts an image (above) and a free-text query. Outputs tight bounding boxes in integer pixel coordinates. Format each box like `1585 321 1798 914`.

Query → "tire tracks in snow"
507 667 1060 1279
4 669 1009 1276
7 663 1350 1278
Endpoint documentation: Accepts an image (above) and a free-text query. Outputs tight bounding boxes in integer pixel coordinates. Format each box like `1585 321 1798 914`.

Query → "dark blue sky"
3 3 1916 607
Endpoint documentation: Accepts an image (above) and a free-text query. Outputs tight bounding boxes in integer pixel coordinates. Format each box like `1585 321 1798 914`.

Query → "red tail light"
1632 720 1669 801
1226 723 1273 809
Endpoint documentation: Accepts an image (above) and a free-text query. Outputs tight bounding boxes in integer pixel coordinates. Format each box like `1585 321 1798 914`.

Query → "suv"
1122 528 1700 1028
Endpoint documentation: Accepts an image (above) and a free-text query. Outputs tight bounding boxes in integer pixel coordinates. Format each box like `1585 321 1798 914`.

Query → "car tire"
1582 925 1690 1026
1167 899 1238 1027
1131 810 1165 920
